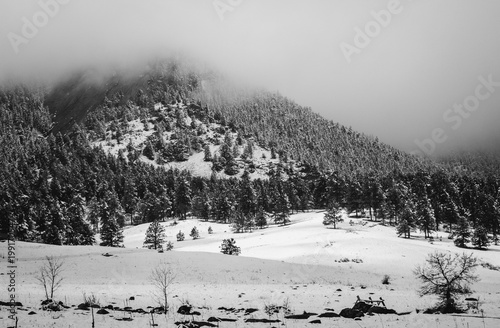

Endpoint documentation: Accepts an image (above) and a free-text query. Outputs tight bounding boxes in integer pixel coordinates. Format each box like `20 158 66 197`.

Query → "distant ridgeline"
0 59 498 249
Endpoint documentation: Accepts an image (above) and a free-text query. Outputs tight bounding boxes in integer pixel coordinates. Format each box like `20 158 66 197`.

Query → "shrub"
165 241 174 251
176 230 185 241
220 238 241 255
190 226 200 239
382 274 391 285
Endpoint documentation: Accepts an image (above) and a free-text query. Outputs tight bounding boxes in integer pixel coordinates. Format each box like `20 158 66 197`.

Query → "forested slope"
1 58 498 251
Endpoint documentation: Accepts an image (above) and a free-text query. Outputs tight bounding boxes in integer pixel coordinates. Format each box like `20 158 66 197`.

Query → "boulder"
318 312 339 318
174 321 216 327
46 302 62 311
339 308 364 319
352 301 371 313
367 306 397 315
207 317 237 322
41 299 52 306
285 311 312 319
244 318 281 323
77 303 90 310
178 305 192 315
309 319 321 324
244 308 259 315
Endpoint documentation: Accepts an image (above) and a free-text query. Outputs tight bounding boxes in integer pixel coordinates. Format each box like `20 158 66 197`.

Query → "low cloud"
1 0 499 154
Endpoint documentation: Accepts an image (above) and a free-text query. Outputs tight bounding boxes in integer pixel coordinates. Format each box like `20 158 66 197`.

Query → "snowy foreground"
2 211 500 327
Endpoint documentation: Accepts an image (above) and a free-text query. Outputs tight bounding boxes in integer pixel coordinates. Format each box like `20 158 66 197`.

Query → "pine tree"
100 217 124 247
211 154 223 172
143 220 166 250
396 199 417 239
220 131 233 162
176 230 185 241
472 226 490 249
224 158 240 176
220 238 241 255
203 145 212 162
239 171 257 216
232 212 255 233
190 226 200 239
175 176 191 220
65 194 94 245
98 191 125 247
200 194 212 221
454 215 471 248
255 209 268 229
242 140 254 160
232 144 239 159
417 197 436 239
323 201 343 229
143 141 155 160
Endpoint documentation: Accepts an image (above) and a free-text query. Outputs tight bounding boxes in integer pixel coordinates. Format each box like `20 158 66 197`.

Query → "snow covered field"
2 211 500 327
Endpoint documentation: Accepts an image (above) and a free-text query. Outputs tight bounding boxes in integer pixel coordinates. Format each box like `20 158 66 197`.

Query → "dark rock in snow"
244 318 281 323
0 301 23 307
318 312 339 318
285 313 310 319
207 317 237 322
178 305 192 315
367 306 397 315
309 319 321 324
339 308 364 319
352 301 371 313
244 308 259 315
174 320 216 327
77 303 90 310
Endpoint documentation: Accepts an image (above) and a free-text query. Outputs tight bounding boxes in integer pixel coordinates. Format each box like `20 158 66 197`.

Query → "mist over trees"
1 60 499 249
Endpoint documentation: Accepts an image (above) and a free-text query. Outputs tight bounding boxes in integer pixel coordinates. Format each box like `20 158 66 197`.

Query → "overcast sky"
1 0 499 156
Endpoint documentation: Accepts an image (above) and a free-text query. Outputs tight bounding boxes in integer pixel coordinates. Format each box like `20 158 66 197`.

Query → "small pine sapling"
190 226 200 240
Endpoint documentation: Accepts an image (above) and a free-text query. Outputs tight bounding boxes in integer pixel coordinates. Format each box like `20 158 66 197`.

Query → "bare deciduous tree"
150 261 176 313
414 251 479 313
35 256 65 300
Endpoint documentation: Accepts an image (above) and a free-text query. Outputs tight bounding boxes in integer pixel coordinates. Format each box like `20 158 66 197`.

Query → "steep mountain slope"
46 59 436 177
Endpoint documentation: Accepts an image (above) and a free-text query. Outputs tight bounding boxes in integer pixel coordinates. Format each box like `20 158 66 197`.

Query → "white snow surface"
2 211 500 327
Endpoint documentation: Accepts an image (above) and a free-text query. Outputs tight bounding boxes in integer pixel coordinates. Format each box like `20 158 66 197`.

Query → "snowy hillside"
91 101 302 179
3 211 500 328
